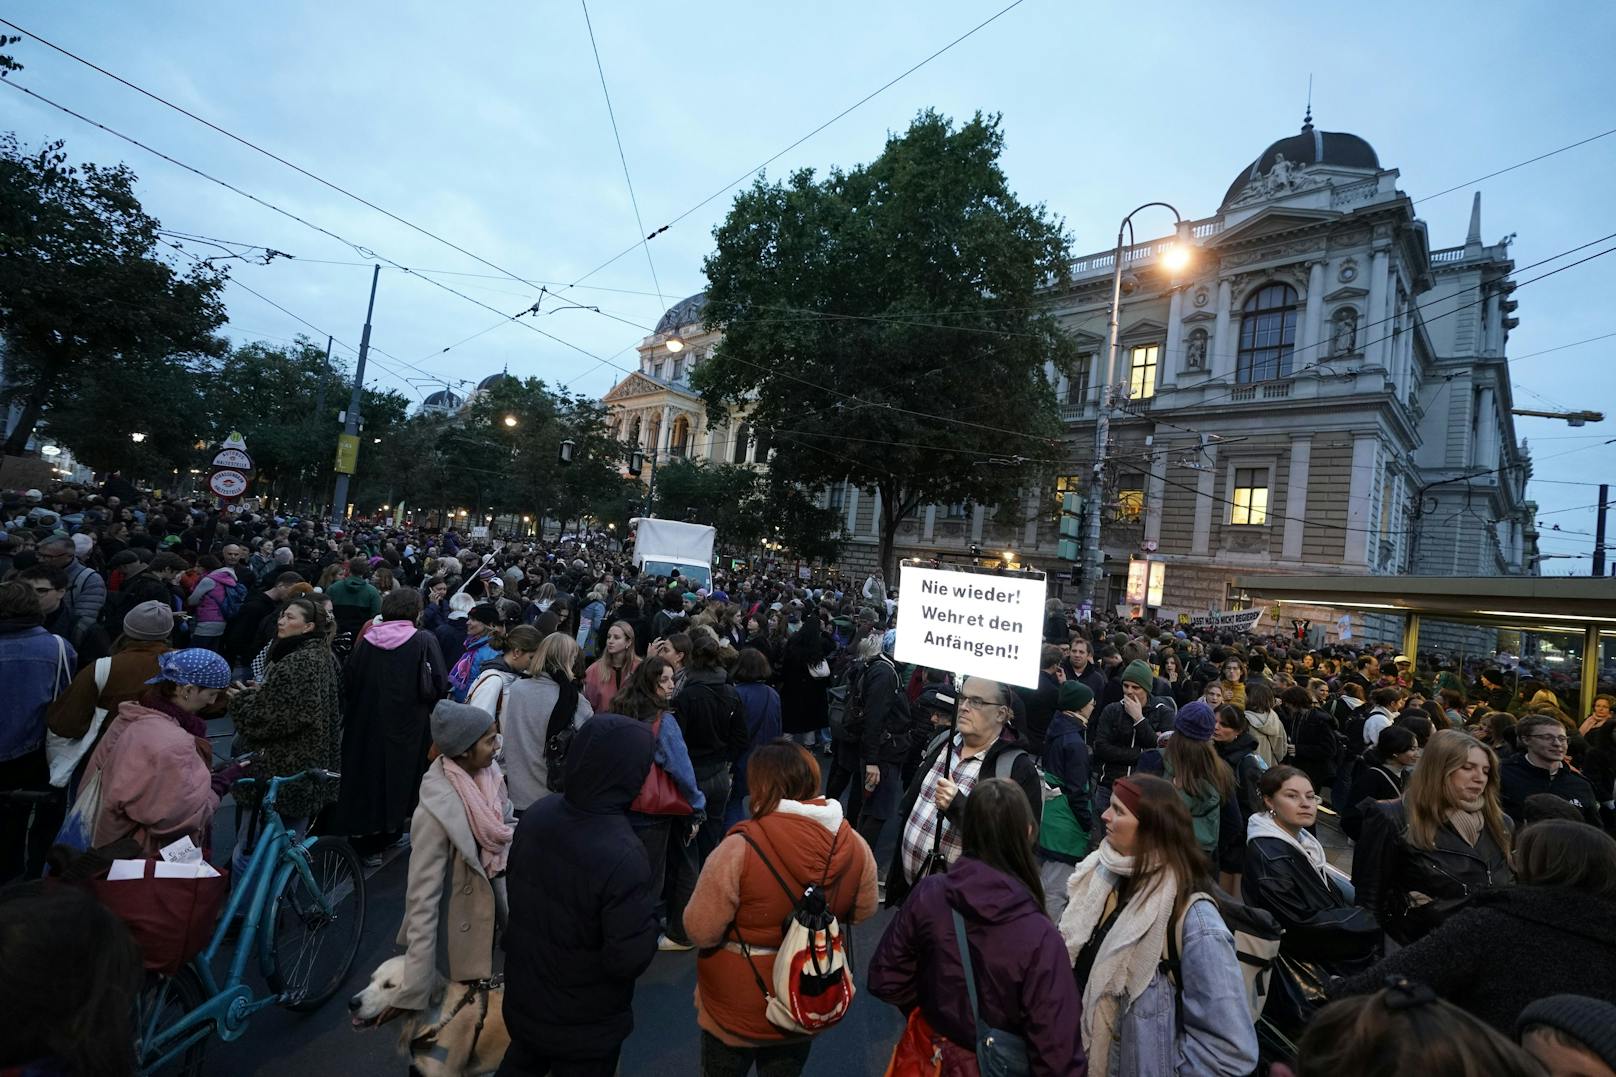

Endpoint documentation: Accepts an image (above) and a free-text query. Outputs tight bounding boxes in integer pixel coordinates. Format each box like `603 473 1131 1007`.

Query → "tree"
695 110 1078 577
0 136 228 454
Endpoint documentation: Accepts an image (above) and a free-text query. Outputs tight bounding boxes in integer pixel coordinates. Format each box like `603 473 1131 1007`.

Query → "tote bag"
45 657 112 788
628 718 693 816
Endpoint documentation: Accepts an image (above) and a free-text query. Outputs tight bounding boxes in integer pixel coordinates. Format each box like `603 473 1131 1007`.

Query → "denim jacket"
1106 897 1259 1077
649 711 706 814
0 624 76 762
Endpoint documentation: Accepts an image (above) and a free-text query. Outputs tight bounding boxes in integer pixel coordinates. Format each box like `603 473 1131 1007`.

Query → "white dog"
348 955 509 1077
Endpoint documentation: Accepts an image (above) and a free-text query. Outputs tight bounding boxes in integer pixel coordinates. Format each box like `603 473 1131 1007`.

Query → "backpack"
732 829 855 1034
1162 890 1283 1026
217 580 248 622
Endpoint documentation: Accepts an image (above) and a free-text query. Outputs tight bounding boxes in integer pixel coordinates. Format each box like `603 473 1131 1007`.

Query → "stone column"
1300 261 1326 360
1344 433 1380 566
1162 288 1184 389
1143 448 1166 548
1212 279 1233 379
870 489 882 538
971 504 986 543
1476 386 1498 466
923 505 937 541
1282 435 1313 561
657 404 673 454
1366 250 1391 371
1191 443 1219 555
845 487 860 535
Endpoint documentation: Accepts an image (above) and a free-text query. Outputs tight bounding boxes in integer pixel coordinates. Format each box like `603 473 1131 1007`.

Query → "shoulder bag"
46 655 112 788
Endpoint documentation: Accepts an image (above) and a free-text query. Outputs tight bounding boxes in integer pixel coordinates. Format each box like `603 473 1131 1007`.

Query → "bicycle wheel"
136 967 210 1077
264 836 368 1011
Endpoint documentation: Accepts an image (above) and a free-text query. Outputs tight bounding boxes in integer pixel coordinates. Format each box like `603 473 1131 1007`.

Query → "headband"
1111 777 1143 817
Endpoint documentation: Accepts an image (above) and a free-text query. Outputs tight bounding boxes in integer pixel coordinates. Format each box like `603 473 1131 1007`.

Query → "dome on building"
422 388 463 409
1221 118 1380 208
654 292 708 335
476 372 515 392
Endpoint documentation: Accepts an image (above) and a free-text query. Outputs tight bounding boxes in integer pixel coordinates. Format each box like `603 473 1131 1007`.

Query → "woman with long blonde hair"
582 619 640 714
1351 729 1513 944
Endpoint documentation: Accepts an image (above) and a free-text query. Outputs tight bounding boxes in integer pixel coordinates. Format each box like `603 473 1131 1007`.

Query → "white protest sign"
894 562 1045 689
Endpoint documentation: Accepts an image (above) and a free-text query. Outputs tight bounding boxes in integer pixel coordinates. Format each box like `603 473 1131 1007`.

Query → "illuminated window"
1065 354 1092 406
1115 473 1145 523
1237 284 1298 383
1231 468 1270 525
1128 346 1159 401
1051 474 1082 522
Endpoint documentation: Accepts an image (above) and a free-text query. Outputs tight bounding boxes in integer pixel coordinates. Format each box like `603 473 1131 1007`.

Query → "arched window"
627 417 641 446
670 415 691 457
1236 283 1299 383
731 422 751 464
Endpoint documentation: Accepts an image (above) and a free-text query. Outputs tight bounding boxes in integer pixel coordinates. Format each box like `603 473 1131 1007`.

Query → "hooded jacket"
684 798 878 1046
1334 886 1616 1033
81 700 219 855
502 715 660 1058
868 856 1087 1076
501 672 593 811
1214 731 1266 819
1244 707 1289 768
671 666 748 768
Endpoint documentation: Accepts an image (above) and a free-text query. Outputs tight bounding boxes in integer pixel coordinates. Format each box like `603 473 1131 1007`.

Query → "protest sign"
893 561 1045 689
1189 607 1265 633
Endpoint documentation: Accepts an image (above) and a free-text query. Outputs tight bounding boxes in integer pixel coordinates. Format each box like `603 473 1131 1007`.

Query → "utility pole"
1596 483 1609 577
330 266 380 530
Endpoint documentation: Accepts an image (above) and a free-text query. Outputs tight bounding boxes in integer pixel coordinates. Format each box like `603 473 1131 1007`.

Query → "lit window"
1051 474 1082 522
1237 284 1298 383
1065 354 1092 406
1128 346 1159 401
1231 468 1269 525
1115 474 1145 523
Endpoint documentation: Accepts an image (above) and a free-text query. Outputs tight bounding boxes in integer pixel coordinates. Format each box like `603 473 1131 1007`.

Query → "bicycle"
135 769 367 1075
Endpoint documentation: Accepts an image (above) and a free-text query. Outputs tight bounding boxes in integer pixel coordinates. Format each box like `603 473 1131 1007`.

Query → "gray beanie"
123 600 175 642
431 699 494 758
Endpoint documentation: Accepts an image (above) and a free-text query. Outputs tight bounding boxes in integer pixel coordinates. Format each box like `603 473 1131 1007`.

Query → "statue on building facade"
1330 307 1358 356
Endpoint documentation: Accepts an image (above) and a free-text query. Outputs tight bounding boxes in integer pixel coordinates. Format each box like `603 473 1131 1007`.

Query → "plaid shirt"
900 733 995 883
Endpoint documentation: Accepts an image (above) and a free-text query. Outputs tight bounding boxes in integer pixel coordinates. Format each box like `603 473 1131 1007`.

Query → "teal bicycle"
135 769 367 1075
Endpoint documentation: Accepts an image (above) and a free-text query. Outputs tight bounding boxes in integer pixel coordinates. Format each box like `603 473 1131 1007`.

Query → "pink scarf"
441 757 513 876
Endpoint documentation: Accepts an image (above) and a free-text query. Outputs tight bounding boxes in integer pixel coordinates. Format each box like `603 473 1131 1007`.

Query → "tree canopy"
0 135 228 454
694 110 1078 576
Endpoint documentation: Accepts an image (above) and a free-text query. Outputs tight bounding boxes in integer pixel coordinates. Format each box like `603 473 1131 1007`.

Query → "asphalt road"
197 716 906 1076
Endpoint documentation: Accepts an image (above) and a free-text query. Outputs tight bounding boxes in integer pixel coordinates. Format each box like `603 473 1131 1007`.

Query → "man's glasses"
958 695 1005 713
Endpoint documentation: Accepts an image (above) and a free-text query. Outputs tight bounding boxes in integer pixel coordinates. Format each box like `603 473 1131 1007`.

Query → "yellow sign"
334 434 360 474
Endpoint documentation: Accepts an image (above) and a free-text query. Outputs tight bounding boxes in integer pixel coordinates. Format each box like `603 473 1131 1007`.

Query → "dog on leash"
349 955 509 1076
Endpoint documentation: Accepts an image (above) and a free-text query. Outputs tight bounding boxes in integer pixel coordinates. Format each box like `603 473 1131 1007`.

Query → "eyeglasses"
958 695 1006 713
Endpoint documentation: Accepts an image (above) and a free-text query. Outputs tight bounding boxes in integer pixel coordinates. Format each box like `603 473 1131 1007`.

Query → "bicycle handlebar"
238 769 341 812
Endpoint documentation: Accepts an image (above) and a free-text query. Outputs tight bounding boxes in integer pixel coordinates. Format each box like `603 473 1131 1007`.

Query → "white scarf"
1246 811 1328 884
1058 841 1178 1066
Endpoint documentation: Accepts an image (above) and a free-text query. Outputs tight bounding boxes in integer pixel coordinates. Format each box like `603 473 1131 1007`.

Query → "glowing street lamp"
130 432 148 444
558 437 577 465
664 336 685 353
503 414 518 428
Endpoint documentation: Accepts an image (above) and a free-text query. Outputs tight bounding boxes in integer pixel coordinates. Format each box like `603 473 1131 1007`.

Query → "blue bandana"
145 648 232 689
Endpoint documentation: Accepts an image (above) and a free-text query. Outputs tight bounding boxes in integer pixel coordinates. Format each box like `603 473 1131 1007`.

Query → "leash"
410 975 503 1055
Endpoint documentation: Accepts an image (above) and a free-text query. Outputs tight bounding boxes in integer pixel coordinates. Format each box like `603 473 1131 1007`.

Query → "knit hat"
1517 995 1616 1071
1058 680 1094 712
468 602 500 627
431 699 494 758
122 600 175 642
1121 659 1155 693
71 533 94 558
1174 701 1216 742
144 648 231 689
709 590 730 604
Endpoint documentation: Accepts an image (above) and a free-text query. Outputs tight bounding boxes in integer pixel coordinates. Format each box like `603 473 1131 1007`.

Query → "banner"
893 561 1045 689
1188 607 1265 633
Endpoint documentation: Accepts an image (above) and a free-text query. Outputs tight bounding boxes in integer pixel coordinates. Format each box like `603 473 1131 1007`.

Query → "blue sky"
4 1 1614 563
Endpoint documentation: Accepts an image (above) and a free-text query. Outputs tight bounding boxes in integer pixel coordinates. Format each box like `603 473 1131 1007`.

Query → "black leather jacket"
1243 836 1382 966
1351 800 1513 945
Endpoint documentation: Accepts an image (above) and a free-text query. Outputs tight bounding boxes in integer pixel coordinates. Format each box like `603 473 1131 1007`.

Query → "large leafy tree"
696 110 1077 577
650 459 844 562
0 135 228 454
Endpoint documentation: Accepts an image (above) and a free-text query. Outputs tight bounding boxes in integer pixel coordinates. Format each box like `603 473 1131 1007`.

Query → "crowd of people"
2 480 1615 1076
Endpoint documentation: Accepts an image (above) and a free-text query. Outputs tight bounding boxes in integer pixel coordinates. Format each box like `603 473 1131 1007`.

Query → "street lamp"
628 447 645 476
503 414 518 428
130 432 148 444
664 336 684 353
558 437 577 465
1079 202 1195 612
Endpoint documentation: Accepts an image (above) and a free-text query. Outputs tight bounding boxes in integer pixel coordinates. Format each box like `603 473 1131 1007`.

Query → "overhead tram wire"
580 0 667 314
1412 125 1616 206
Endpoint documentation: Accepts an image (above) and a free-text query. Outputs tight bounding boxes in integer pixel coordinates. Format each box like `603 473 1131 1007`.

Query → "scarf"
1058 841 1178 1066
441 756 513 876
1449 806 1485 847
1247 811 1329 884
450 634 488 697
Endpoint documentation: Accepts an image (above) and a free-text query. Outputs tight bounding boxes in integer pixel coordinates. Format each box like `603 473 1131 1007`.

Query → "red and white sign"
212 448 253 471
209 469 248 498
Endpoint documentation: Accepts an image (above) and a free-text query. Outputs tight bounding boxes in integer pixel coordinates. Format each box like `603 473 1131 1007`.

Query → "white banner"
894 562 1045 689
1189 607 1265 633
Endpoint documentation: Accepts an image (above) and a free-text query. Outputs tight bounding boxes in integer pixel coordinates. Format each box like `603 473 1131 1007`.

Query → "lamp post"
1080 203 1193 613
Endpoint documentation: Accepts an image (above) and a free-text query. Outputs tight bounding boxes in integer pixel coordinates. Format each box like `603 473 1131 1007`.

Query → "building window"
1236 283 1299 383
672 357 685 383
1127 345 1159 400
1051 474 1082 522
670 415 691 457
1065 353 1092 406
1230 468 1270 525
826 481 847 511
1114 473 1144 523
946 502 968 519
652 360 665 380
731 423 750 464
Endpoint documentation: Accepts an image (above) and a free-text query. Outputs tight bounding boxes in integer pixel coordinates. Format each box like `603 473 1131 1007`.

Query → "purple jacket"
868 856 1087 1077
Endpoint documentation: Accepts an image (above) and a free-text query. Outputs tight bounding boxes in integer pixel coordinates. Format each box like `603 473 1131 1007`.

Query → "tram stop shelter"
1235 574 1616 716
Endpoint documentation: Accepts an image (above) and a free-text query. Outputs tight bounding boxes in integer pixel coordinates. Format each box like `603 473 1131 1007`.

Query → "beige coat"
395 757 513 1010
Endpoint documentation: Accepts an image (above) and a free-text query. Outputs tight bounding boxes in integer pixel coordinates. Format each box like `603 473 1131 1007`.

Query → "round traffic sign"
212 448 253 471
209 469 248 498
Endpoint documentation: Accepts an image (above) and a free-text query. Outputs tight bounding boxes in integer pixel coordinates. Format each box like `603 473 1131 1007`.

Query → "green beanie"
1121 659 1155 693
